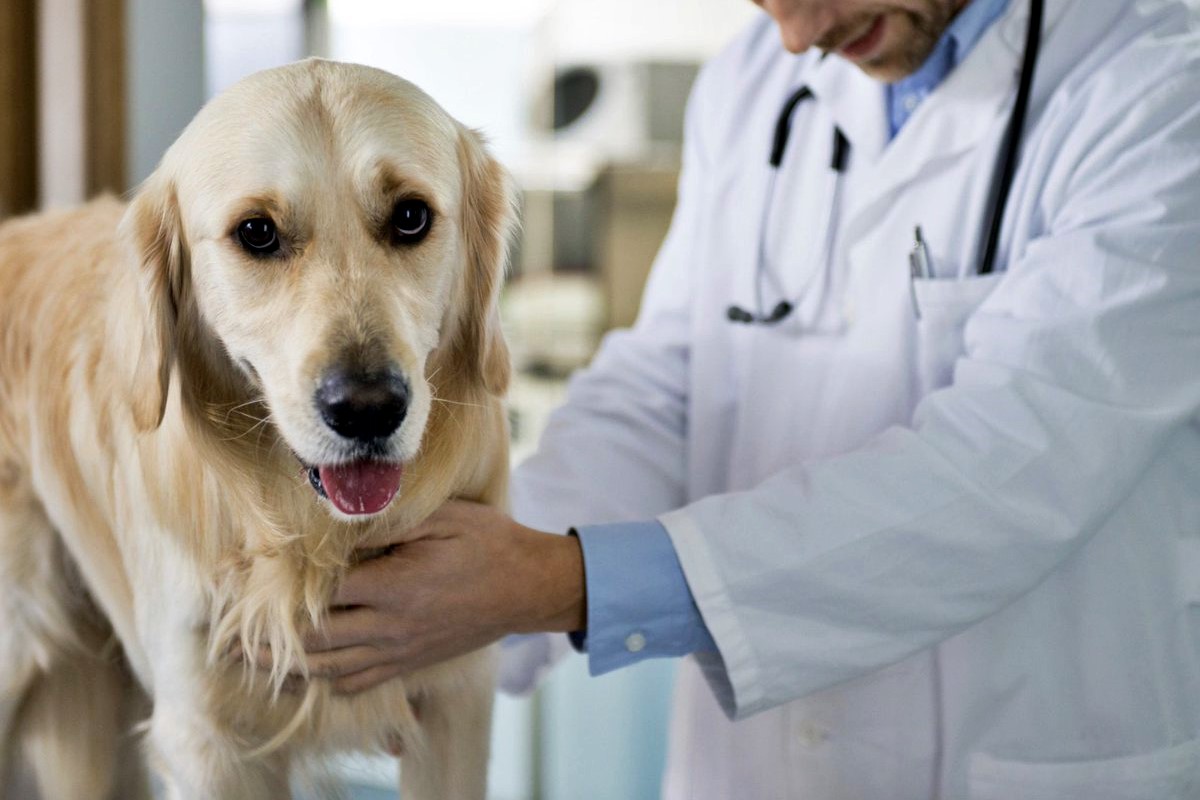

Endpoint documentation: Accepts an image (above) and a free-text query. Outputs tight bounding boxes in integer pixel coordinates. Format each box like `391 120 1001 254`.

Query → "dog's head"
121 60 516 521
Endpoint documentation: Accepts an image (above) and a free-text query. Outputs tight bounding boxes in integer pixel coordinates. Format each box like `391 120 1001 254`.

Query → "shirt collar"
887 0 1012 136
946 0 1013 69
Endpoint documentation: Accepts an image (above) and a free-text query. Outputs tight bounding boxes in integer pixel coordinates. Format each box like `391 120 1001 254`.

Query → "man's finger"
332 550 412 606
345 503 456 556
280 673 305 695
257 645 272 670
304 607 384 652
303 645 389 679
331 661 408 696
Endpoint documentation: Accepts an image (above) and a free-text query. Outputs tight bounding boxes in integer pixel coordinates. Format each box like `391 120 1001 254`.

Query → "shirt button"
903 94 920 112
625 632 647 653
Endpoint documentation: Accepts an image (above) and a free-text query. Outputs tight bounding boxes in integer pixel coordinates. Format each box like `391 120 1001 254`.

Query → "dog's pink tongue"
318 461 403 516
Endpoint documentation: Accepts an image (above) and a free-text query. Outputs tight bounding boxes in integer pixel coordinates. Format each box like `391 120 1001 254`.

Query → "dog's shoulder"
0 196 128 290
1 194 124 238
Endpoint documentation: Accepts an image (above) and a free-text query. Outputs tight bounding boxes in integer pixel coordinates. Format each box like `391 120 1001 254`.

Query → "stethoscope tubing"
730 0 1044 325
978 0 1044 275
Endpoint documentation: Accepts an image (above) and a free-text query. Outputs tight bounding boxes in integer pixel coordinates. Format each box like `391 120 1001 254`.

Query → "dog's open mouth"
306 460 404 516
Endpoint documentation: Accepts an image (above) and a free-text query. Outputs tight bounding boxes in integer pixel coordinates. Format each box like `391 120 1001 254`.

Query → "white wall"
204 0 306 99
325 0 760 166
547 0 759 62
126 0 205 187
326 5 547 166
37 0 86 208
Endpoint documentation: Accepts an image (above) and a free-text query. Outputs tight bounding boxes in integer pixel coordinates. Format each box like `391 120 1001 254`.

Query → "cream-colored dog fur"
0 59 515 799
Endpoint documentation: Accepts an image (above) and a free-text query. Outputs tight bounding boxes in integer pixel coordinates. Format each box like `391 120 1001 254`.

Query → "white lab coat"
508 0 1200 797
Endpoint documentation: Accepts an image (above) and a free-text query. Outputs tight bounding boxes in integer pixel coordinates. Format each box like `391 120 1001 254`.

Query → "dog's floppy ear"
454 127 518 396
120 173 188 431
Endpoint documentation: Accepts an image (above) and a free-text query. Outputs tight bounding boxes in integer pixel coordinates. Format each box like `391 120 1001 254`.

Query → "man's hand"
260 500 585 695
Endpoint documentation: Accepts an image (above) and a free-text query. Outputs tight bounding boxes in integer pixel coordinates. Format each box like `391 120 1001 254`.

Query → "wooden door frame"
86 0 126 197
0 0 127 217
38 0 126 208
0 0 39 218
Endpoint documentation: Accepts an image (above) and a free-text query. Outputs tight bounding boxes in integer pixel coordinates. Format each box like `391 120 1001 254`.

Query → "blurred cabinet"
38 0 129 207
540 653 676 800
0 0 38 218
0 0 136 216
84 0 126 196
592 163 679 330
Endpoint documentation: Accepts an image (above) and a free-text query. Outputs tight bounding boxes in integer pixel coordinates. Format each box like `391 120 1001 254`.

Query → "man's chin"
836 10 948 83
854 57 920 83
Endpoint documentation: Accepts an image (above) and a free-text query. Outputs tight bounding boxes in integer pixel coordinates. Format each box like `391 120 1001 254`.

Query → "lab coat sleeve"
661 60 1200 719
499 66 715 694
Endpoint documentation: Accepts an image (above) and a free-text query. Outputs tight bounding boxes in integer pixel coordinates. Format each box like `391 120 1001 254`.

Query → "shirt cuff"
568 519 717 676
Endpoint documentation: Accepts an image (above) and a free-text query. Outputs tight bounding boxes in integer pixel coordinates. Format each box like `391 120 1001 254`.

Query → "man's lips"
838 15 886 60
305 460 404 516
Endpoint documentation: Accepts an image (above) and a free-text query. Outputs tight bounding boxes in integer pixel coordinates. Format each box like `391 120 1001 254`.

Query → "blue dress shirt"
569 522 717 674
569 0 1011 677
887 0 1011 138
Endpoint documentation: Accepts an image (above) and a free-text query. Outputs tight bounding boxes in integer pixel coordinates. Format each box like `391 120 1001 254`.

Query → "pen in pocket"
908 225 934 318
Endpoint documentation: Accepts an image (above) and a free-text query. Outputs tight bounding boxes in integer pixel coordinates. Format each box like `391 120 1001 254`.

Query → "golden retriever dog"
0 59 515 799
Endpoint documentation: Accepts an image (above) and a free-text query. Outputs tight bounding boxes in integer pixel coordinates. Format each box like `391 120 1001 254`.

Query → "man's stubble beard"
869 10 948 79
818 4 957 83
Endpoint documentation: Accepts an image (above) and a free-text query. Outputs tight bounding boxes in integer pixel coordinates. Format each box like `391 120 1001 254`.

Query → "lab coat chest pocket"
911 273 1004 395
966 739 1200 800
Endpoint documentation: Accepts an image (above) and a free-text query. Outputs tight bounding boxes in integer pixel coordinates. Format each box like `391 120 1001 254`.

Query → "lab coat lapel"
851 7 1024 213
835 0 1075 252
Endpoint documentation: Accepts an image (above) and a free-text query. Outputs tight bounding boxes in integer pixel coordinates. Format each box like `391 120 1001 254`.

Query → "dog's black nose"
315 369 409 442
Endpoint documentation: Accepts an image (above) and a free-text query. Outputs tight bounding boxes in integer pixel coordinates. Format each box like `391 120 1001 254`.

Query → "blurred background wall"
0 0 757 797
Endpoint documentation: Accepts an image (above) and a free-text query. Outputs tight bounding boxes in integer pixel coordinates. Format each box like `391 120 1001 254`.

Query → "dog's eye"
390 199 432 244
237 218 280 254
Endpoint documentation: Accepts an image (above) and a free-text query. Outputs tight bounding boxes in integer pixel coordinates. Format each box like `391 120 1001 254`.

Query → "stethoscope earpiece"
726 301 794 325
766 301 794 323
726 305 755 323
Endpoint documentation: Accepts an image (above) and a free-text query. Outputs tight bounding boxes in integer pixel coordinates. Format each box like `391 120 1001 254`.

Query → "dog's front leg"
400 648 497 800
138 595 292 800
148 700 291 800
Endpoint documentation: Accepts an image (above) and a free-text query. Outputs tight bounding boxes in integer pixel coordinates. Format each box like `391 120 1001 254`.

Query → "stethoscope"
728 0 1044 325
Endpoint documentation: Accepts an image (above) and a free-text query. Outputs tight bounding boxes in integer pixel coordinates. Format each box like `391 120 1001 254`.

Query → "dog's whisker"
265 433 290 465
215 397 269 423
439 402 468 438
224 398 266 413
216 413 276 444
431 396 486 410
251 417 279 450
226 409 269 423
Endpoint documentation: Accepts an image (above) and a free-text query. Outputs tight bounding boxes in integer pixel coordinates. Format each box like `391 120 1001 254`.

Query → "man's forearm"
512 527 586 635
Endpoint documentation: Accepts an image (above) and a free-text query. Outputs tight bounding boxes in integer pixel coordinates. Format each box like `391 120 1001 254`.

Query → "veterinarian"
300 0 1200 796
